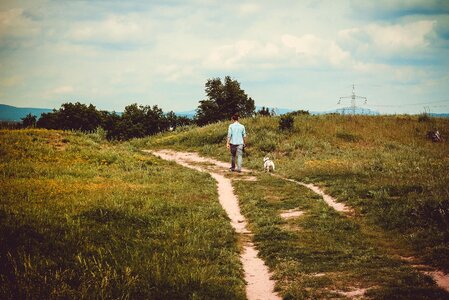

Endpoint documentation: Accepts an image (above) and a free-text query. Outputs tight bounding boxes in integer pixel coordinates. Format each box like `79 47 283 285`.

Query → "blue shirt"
227 122 246 145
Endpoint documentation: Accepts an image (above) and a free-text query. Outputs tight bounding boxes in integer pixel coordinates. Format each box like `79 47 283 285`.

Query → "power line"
370 100 449 107
337 84 367 115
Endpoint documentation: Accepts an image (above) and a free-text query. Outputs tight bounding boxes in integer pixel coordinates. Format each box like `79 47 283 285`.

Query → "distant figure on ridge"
226 114 247 173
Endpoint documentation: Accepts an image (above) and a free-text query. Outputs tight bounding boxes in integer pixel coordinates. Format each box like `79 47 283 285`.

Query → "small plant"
336 131 361 142
279 114 294 131
418 112 431 122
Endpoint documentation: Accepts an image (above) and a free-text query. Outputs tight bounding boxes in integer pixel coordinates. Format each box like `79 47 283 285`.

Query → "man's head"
231 113 239 121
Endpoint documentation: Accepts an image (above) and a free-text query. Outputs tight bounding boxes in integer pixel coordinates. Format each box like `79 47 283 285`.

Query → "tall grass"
0 129 245 299
142 114 449 272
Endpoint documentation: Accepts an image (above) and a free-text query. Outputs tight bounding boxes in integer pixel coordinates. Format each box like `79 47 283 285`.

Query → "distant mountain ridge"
0 104 53 122
1 104 448 122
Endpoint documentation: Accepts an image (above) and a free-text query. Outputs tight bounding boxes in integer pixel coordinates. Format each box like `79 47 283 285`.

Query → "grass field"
0 129 245 299
235 173 448 298
141 114 449 275
2 113 448 299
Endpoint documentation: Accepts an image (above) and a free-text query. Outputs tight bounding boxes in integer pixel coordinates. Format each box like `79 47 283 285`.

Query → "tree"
195 76 255 125
257 107 271 116
37 102 101 132
21 113 37 128
279 114 294 131
107 104 169 140
36 110 60 129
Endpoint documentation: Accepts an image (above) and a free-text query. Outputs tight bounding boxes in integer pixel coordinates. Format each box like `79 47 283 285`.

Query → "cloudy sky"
1 0 448 114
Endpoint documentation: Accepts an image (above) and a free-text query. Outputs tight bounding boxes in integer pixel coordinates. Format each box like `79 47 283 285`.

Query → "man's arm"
243 126 247 146
227 125 231 149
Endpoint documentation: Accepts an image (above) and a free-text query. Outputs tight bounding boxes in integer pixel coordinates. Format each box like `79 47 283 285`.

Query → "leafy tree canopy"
195 76 255 125
21 113 37 128
37 102 101 131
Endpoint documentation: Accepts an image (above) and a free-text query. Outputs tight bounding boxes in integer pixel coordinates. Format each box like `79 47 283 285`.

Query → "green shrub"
279 114 294 131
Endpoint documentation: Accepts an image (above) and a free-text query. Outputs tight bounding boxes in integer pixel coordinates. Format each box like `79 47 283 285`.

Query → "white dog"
263 156 275 172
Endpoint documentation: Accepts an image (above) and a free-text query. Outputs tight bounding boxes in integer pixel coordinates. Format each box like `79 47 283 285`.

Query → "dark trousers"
230 144 243 171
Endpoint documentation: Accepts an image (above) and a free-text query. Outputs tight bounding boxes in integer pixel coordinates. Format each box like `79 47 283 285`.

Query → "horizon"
2 102 449 120
1 1 449 114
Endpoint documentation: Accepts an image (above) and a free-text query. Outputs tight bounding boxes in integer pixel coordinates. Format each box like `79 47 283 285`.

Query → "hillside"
0 129 245 299
0 104 53 122
2 118 449 298
140 114 449 273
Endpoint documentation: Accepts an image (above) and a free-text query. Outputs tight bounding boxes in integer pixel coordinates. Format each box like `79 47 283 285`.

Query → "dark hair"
231 113 239 121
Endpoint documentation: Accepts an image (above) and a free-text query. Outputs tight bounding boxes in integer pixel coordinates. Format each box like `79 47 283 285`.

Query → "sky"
0 0 448 114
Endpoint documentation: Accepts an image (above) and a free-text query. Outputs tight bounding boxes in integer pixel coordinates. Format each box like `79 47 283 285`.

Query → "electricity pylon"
338 84 367 115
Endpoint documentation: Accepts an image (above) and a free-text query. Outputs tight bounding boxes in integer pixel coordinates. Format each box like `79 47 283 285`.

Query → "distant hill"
314 106 380 115
175 110 196 118
430 113 449 118
0 104 53 122
171 107 298 118
1 103 448 122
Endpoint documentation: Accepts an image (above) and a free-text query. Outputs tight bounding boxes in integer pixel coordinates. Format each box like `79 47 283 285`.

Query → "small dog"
263 156 275 172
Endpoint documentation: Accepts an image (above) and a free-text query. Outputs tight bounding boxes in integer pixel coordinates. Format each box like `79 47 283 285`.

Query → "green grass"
235 174 449 299
0 129 245 299
140 114 449 273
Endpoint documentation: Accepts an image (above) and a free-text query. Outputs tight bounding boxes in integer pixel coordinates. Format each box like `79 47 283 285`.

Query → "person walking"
226 113 247 172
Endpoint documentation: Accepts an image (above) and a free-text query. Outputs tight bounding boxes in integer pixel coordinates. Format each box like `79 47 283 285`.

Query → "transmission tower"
338 84 367 115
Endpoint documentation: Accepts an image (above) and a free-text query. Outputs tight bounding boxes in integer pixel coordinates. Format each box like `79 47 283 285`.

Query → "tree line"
20 76 291 140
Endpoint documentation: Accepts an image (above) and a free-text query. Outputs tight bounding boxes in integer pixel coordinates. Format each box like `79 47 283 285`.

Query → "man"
226 113 247 172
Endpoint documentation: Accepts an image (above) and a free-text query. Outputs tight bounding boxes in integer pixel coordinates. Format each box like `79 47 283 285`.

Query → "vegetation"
256 106 274 116
30 76 254 139
142 114 449 274
35 102 193 140
235 174 449 298
195 76 255 126
21 113 36 128
3 104 449 298
0 129 245 299
279 114 294 131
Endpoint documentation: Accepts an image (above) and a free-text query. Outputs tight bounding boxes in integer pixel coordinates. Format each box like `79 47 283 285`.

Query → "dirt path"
143 149 449 295
144 150 280 300
273 175 352 213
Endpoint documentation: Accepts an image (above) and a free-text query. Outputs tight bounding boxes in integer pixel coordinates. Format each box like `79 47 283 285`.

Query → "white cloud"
0 1 447 113
339 20 436 54
1 75 22 87
281 34 350 66
205 40 280 69
352 61 427 82
0 8 40 38
156 64 195 81
69 14 152 44
238 3 260 15
50 85 74 95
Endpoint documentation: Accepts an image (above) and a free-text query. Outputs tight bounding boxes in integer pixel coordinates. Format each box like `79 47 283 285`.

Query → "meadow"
2 113 448 299
0 129 246 299
141 114 449 275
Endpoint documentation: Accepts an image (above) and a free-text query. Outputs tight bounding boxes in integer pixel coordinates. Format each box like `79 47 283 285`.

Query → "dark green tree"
195 76 255 125
108 104 169 140
257 107 271 116
36 109 60 129
166 111 178 130
279 114 294 131
37 102 101 132
21 113 37 128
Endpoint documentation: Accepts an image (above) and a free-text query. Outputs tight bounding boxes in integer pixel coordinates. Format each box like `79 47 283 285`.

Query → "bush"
279 114 294 131
418 113 431 122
